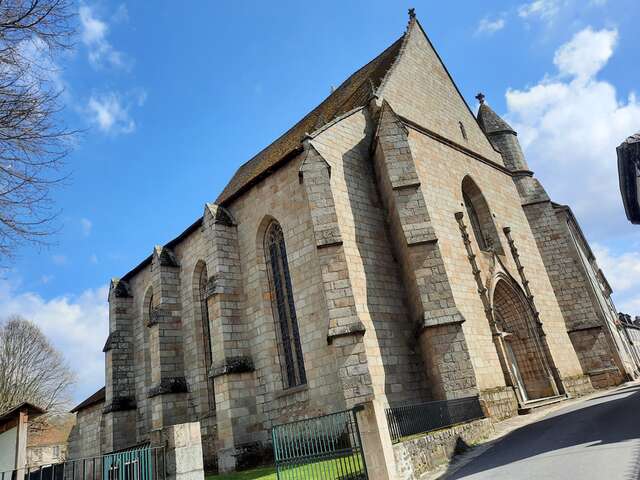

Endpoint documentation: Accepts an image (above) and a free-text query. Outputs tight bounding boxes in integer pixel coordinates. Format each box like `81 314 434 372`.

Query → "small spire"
476 92 485 105
408 8 416 19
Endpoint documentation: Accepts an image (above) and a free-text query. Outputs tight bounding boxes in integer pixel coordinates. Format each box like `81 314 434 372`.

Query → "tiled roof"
477 103 515 135
70 387 105 413
216 35 405 205
0 402 45 425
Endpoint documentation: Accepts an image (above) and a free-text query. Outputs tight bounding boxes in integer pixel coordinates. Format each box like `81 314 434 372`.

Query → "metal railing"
385 396 485 443
272 407 368 480
1 446 166 480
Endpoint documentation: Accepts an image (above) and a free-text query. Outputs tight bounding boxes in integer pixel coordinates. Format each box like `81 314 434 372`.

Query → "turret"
476 93 529 172
475 93 548 205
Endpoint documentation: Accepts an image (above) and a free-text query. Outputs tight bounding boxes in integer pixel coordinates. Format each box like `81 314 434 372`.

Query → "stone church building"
68 11 639 473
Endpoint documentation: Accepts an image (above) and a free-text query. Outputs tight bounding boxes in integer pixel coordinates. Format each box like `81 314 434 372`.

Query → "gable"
378 19 503 164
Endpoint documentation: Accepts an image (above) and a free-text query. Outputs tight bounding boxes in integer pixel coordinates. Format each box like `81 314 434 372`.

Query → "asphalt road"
447 383 640 480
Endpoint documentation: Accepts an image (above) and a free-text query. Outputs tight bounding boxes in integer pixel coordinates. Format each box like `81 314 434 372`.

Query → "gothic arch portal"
491 278 557 402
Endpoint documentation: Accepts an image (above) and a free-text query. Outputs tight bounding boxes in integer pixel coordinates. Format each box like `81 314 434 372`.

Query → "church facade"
68 12 639 473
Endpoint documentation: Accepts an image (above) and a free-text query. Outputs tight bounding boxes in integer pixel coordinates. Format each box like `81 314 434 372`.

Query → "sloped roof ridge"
216 34 405 204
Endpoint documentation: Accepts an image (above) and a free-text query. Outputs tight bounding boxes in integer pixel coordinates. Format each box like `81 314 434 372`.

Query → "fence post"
150 422 204 480
354 400 398 480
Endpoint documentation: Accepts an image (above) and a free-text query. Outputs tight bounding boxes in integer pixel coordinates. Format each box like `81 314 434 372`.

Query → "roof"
27 414 75 447
216 35 405 205
0 402 45 425
477 103 515 135
70 387 105 413
621 132 640 145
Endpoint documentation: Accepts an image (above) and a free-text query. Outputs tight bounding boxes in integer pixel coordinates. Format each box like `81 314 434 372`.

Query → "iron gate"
271 407 368 480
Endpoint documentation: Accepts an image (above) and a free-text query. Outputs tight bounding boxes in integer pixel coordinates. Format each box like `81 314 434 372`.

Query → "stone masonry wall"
228 149 344 432
380 17 501 164
393 418 494 480
406 128 584 392
312 108 431 405
67 403 104 460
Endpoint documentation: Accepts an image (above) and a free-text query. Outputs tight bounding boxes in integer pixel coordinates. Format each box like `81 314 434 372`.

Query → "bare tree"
0 0 76 260
0 315 75 414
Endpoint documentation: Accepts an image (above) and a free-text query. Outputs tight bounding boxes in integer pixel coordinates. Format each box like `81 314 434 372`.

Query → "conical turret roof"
477 102 515 135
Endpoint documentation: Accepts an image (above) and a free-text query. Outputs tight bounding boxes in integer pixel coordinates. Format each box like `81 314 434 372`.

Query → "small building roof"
70 387 105 413
0 402 45 426
476 103 515 135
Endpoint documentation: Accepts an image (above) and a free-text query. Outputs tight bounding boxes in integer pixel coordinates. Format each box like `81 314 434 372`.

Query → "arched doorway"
493 279 557 401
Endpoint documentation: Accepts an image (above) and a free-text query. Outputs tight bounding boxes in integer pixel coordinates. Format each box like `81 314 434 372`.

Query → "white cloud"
0 278 108 402
80 218 93 237
518 0 562 22
79 4 129 70
553 27 617 82
502 26 640 314
476 16 506 36
112 4 129 24
87 91 137 134
504 27 640 240
592 244 640 313
52 254 67 266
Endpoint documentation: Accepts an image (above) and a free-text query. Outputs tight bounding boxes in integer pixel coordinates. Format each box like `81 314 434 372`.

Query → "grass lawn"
206 465 276 480
206 455 364 480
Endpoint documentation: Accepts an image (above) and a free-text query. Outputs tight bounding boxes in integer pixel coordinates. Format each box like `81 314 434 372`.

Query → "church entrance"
493 279 557 402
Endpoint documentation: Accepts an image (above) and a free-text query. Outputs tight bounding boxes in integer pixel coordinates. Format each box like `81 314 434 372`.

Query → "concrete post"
151 422 204 480
355 401 398 480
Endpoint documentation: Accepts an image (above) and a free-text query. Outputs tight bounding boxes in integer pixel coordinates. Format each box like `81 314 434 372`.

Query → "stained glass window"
199 266 215 410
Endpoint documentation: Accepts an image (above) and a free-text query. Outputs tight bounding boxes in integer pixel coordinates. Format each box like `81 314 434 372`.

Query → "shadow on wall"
444 384 640 479
342 134 431 405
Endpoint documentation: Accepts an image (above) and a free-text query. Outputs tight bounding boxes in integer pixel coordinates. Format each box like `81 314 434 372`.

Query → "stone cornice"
209 356 255 378
147 377 188 398
399 116 513 177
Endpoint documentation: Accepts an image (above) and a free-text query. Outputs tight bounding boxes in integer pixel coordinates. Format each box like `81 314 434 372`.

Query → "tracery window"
198 265 215 410
265 221 307 389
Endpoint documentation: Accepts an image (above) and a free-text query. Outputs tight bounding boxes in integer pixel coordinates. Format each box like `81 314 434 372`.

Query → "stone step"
518 394 567 414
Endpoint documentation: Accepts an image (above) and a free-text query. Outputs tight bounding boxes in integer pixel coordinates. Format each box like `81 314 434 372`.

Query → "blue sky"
1 0 639 404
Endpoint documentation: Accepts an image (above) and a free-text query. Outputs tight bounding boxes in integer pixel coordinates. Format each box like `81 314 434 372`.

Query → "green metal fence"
385 395 485 443
1 446 165 480
271 408 368 480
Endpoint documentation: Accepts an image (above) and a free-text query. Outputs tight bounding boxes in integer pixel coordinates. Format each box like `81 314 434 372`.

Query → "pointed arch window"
462 176 503 254
463 190 488 250
265 221 307 389
198 265 215 410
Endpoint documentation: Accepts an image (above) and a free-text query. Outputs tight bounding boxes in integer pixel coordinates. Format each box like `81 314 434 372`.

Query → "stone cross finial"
476 92 485 105
408 8 416 19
